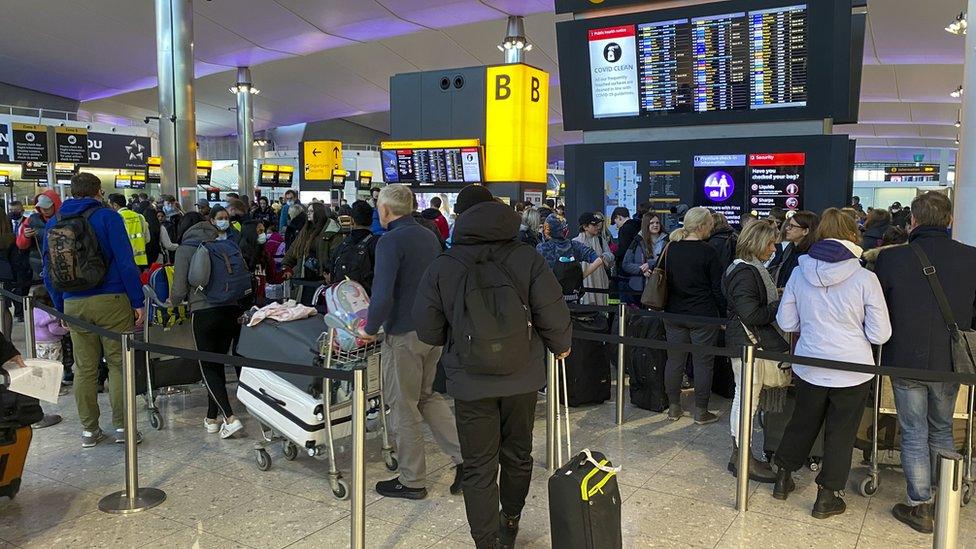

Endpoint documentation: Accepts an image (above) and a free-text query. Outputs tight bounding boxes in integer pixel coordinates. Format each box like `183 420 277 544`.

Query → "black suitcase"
761 385 824 468
549 359 623 549
565 313 611 407
625 315 669 412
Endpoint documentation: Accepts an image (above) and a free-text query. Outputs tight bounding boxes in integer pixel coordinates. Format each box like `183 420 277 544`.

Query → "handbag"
910 244 976 376
641 244 669 311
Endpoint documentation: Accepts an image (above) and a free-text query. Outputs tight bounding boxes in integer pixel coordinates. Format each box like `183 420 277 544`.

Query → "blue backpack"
185 239 252 306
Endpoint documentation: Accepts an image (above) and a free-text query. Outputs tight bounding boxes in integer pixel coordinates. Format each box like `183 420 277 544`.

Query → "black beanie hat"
455 184 494 214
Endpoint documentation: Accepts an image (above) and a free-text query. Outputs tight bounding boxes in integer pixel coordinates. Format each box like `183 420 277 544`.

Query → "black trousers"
455 392 537 549
664 321 719 409
774 377 871 491
192 306 242 420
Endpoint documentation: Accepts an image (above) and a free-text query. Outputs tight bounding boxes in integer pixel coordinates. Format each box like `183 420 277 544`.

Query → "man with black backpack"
328 200 378 294
42 172 145 448
414 184 572 549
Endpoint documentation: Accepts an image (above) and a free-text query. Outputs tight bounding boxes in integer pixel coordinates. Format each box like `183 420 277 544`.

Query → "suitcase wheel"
385 453 398 472
255 449 272 471
808 458 821 472
858 476 878 497
282 441 299 461
963 481 973 506
332 479 349 500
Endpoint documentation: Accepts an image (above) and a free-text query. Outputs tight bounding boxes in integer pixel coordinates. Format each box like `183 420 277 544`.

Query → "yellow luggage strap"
578 449 622 501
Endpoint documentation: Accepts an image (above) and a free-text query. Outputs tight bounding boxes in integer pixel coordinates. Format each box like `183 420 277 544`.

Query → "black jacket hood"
420 208 441 220
452 201 520 245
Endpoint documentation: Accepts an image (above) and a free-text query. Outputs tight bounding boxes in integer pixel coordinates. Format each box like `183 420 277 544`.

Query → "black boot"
497 512 520 549
891 502 933 534
450 463 464 495
728 440 776 483
812 486 846 519
772 466 795 500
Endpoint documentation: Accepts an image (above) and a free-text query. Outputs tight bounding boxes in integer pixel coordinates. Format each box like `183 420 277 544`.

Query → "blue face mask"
215 219 230 231
163 204 175 214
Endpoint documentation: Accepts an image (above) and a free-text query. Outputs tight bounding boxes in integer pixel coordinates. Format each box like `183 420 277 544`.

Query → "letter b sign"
495 74 511 100
531 77 540 102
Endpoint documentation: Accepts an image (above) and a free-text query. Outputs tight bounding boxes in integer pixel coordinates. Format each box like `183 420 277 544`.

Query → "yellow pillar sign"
303 141 342 181
484 64 549 184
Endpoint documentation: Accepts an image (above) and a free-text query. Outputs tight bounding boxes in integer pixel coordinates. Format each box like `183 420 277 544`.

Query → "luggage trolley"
858 357 975 503
250 327 396 500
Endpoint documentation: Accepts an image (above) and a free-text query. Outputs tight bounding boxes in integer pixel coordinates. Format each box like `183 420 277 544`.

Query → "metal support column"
233 67 255 199
350 369 366 549
154 0 198 212
615 303 627 425
933 451 963 549
952 0 976 245
22 295 35 359
735 346 755 512
546 350 557 472
99 332 166 513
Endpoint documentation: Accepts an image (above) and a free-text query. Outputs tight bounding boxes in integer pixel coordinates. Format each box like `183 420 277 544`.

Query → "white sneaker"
204 418 221 434
220 418 244 439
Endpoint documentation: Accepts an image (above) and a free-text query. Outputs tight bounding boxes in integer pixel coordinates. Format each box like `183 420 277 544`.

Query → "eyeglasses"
787 222 804 230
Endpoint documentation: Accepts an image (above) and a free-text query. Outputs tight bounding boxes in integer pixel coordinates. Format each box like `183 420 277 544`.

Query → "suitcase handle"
259 388 287 407
580 448 621 474
555 358 572 464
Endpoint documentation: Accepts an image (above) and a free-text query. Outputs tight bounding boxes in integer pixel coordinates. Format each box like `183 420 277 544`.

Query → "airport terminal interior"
2 0 976 547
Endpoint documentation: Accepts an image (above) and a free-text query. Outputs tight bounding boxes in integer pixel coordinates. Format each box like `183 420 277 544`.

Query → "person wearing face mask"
282 202 344 303
238 220 268 304
284 203 306 251
573 212 615 306
210 206 240 244
16 190 62 282
278 190 300 235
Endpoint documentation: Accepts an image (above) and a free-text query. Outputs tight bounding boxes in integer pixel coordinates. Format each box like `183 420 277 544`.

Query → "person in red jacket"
420 196 450 240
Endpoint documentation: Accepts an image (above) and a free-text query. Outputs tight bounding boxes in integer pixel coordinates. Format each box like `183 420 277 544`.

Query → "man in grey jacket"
414 185 572 549
360 184 463 500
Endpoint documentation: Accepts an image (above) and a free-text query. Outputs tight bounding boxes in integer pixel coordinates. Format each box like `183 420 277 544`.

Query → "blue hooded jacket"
43 198 145 311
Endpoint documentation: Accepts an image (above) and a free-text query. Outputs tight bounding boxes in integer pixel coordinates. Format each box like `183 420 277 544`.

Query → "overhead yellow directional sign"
303 140 342 181
484 64 549 184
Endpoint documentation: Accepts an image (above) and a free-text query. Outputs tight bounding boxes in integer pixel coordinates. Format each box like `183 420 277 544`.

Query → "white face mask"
215 219 230 231
257 233 268 245
307 212 314 223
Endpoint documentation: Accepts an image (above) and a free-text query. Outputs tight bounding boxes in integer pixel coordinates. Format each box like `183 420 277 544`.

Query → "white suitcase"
237 367 352 452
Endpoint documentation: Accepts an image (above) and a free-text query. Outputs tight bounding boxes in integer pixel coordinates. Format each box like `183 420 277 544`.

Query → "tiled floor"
3 331 975 547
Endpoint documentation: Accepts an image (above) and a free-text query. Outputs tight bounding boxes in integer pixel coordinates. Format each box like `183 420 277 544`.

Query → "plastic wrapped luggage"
625 315 668 412
564 313 611 407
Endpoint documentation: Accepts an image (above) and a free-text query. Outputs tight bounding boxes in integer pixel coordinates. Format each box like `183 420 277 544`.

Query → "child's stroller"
138 265 202 429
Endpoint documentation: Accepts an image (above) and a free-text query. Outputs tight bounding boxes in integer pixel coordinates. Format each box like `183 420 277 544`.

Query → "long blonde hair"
670 207 714 242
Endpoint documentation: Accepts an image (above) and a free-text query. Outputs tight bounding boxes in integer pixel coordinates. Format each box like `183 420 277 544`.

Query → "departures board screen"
558 0 856 130
380 141 483 186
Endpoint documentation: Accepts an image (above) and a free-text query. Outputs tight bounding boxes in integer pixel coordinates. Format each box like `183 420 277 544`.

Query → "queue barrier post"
933 451 964 549
615 302 627 426
735 345 756 512
546 350 557 472
350 368 366 549
22 295 36 359
99 332 166 514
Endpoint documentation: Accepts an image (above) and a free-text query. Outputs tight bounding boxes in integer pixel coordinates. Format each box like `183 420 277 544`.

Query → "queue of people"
4 172 974 546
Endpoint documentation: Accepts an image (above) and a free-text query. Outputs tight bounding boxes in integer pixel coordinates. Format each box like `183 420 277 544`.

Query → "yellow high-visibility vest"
119 208 147 266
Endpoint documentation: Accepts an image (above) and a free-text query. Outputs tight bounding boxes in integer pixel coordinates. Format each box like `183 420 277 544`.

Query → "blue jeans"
891 378 959 505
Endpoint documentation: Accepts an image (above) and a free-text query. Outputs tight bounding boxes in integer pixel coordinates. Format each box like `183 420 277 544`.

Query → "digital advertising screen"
557 0 857 130
694 155 746 226
380 140 484 186
747 153 804 217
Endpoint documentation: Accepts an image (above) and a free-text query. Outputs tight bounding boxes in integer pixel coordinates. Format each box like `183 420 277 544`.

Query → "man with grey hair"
360 184 463 500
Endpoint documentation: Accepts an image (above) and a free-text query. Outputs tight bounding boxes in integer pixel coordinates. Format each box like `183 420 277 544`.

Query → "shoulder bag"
910 243 976 376
726 265 791 387
641 243 669 311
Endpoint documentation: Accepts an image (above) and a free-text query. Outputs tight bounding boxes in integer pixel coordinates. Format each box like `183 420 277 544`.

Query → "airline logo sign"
12 123 49 162
303 140 342 181
588 26 639 119
485 64 549 184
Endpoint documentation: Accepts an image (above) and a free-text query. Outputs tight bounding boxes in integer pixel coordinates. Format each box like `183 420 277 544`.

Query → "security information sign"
588 26 640 119
302 140 342 181
55 127 89 164
485 64 549 183
12 123 49 162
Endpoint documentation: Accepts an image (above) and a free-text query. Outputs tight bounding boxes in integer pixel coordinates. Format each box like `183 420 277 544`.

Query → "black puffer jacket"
708 228 737 272
722 262 786 351
413 200 572 401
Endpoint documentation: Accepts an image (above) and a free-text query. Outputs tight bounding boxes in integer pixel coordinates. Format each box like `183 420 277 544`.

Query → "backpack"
553 257 584 298
448 243 534 376
186 239 252 306
46 207 108 292
330 235 374 293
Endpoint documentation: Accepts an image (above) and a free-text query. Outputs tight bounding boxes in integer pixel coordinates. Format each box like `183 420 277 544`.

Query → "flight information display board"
884 165 939 182
380 140 483 186
557 0 857 130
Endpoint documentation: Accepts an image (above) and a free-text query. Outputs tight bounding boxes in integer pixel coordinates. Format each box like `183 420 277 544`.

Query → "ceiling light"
228 84 260 95
252 139 268 147
951 85 964 98
525 44 533 52
956 120 963 128
956 136 961 145
946 12 968 35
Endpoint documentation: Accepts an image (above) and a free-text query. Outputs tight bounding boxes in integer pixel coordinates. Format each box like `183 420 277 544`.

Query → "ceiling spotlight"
956 136 961 145
252 138 268 147
499 16 531 63
228 84 260 95
951 85 965 98
956 120 963 128
946 12 968 35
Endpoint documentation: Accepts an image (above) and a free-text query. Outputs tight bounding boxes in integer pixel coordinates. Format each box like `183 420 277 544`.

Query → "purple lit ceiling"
2 0 964 159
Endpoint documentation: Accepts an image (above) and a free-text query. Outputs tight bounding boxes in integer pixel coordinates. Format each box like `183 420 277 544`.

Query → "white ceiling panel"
379 32 484 71
894 65 965 103
859 66 899 102
867 0 964 65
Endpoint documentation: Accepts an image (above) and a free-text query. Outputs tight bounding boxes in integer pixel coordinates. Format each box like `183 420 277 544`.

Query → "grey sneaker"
114 429 144 445
81 429 107 448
